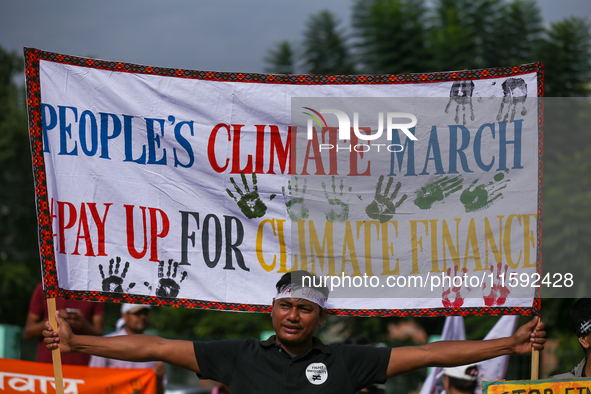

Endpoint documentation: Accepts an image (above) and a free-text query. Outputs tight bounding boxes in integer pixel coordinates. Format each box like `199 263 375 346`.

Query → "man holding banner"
43 270 545 394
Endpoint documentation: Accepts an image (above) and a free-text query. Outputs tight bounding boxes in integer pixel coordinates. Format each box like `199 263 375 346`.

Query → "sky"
1 0 590 75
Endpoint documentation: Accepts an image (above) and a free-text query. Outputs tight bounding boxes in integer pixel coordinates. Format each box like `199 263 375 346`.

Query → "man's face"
271 297 325 352
123 309 150 334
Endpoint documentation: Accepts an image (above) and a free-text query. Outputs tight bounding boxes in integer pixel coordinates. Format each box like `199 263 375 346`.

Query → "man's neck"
124 326 142 335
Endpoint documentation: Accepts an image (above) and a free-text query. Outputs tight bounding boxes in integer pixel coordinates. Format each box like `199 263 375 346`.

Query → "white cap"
437 364 479 381
121 303 151 314
115 317 125 330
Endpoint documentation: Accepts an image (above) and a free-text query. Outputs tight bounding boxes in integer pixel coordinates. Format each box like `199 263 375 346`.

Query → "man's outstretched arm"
43 312 199 374
386 316 545 379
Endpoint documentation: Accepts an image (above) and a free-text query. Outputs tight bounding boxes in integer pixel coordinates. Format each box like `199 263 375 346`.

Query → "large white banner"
26 49 542 316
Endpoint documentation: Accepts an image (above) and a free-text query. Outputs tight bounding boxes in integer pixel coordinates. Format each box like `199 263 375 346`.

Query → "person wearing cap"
438 365 479 394
552 298 591 378
89 304 166 394
43 270 546 394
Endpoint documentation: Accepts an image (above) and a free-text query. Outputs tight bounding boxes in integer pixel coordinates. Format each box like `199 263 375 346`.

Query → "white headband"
579 319 591 336
275 285 327 308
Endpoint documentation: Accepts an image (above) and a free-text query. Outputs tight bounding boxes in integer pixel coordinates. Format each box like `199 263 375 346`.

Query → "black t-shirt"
193 336 390 394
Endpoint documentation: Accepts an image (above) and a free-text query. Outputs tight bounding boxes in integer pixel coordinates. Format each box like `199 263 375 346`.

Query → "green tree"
0 46 40 326
491 0 544 67
466 0 506 68
264 40 295 75
428 0 481 71
352 0 431 74
301 10 355 75
426 0 543 71
539 17 591 97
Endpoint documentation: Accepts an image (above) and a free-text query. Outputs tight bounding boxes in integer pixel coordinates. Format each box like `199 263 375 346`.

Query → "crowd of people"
24 271 591 394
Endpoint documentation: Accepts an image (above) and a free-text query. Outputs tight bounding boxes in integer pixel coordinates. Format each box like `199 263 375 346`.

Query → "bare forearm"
417 337 513 366
386 316 545 379
44 313 199 373
71 334 166 362
387 337 514 378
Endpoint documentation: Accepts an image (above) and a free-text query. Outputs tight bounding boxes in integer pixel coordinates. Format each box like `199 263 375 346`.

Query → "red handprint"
442 265 468 308
482 262 511 306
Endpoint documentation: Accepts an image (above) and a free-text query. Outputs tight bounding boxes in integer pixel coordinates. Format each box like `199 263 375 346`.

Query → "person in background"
24 282 104 365
89 304 166 394
437 365 479 394
552 298 591 378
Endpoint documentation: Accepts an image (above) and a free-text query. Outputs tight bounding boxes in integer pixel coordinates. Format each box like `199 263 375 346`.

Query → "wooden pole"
47 298 65 394
531 348 539 380
530 318 542 381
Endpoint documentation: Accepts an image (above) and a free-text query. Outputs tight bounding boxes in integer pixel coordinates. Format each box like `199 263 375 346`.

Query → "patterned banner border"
24 47 542 316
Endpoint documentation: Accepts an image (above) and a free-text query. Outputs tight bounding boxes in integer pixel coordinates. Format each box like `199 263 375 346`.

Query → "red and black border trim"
24 47 542 317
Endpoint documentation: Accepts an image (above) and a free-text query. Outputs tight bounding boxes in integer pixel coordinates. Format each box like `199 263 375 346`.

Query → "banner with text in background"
483 378 591 394
25 48 542 316
0 358 156 394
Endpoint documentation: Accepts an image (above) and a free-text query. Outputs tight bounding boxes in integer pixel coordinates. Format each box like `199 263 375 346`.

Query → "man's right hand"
43 312 74 353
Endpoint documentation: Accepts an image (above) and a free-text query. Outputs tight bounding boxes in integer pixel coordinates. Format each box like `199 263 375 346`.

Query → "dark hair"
275 270 330 298
571 298 591 337
448 377 478 393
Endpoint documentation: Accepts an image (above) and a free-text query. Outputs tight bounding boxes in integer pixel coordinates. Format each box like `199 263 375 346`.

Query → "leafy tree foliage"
428 0 483 71
264 40 295 75
352 0 431 74
0 46 40 326
539 17 591 96
301 10 355 75
264 10 354 75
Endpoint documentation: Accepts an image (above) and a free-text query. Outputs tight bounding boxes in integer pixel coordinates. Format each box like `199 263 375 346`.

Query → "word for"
180 211 248 271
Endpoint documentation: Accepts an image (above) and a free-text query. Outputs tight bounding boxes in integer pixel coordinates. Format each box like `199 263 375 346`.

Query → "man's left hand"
513 316 546 354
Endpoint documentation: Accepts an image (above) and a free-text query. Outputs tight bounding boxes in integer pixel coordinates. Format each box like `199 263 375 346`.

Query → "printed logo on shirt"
305 362 328 385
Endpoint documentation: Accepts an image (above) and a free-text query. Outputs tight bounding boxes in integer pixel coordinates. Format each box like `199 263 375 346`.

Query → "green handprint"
414 175 463 210
460 171 509 213
322 176 351 222
226 172 276 219
365 175 407 223
282 177 309 221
